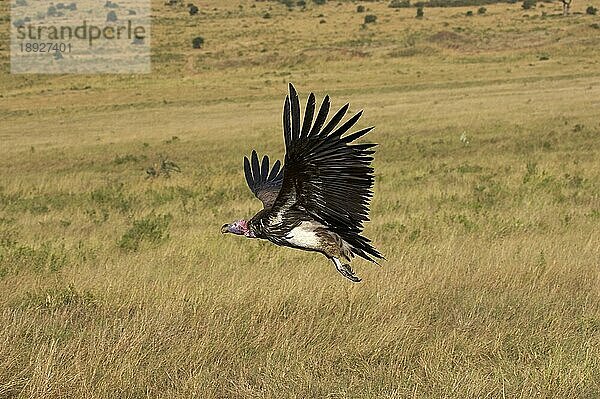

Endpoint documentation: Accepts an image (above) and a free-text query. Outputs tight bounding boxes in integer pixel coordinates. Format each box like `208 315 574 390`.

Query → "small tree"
188 4 198 15
416 6 424 18
586 5 597 14
357 5 365 12
466 10 473 15
478 6 486 14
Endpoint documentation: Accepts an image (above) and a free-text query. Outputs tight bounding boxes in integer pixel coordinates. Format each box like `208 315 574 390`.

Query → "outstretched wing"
244 150 284 209
270 83 382 262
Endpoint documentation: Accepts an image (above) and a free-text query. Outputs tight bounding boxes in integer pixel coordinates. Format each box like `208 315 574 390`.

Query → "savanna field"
1 0 600 397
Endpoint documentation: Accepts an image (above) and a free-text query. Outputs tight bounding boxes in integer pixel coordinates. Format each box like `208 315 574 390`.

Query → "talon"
332 257 362 283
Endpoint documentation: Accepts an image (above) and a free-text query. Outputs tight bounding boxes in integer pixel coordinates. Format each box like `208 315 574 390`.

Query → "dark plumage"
221 84 383 282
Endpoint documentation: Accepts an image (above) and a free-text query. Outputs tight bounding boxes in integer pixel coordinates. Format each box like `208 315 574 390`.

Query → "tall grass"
1 0 600 397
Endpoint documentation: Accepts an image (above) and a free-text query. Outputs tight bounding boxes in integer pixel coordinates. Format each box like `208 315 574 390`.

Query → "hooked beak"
221 220 250 236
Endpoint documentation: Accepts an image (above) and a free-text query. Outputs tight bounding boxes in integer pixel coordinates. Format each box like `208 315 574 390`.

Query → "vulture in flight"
221 84 383 282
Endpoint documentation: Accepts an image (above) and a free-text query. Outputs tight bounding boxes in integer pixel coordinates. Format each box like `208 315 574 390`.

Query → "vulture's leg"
331 257 361 283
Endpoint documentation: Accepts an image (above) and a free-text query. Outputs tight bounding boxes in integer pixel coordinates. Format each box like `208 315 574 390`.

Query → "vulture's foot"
332 257 361 283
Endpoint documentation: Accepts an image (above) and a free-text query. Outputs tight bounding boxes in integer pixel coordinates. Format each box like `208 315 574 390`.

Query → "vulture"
221 84 383 282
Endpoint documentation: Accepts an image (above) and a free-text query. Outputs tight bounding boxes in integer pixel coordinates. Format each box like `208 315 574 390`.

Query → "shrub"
118 214 172 251
413 0 515 7
364 14 377 23
189 4 198 14
313 0 327 4
478 6 486 13
192 36 204 48
0 239 68 275
106 10 117 21
90 183 132 213
416 6 424 17
263 12 271 18
522 0 536 9
586 5 598 14
357 5 365 12
466 10 473 15
389 0 411 7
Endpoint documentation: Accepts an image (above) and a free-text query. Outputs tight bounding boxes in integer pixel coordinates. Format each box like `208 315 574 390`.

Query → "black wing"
244 150 284 209
270 83 383 262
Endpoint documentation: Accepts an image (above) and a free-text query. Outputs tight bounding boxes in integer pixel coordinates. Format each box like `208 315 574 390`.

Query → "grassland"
1 0 600 397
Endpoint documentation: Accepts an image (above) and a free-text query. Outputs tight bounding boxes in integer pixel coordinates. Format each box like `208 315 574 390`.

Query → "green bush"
478 6 486 13
106 10 117 22
90 183 132 214
413 0 522 6
522 0 536 9
192 36 204 48
364 14 377 23
466 10 473 15
586 5 598 14
416 6 424 17
389 0 411 7
0 238 68 276
357 5 365 12
313 0 326 4
118 214 172 251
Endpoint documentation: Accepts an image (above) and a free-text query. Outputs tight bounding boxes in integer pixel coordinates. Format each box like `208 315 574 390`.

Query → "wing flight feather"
244 150 284 209
267 83 383 262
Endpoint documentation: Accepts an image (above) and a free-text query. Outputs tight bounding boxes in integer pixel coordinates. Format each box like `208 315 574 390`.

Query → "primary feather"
243 150 283 209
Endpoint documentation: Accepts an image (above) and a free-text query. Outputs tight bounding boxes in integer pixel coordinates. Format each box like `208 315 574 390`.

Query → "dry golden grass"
1 0 600 397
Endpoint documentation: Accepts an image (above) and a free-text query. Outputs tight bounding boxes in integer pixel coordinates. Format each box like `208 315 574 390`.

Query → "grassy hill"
1 0 599 397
